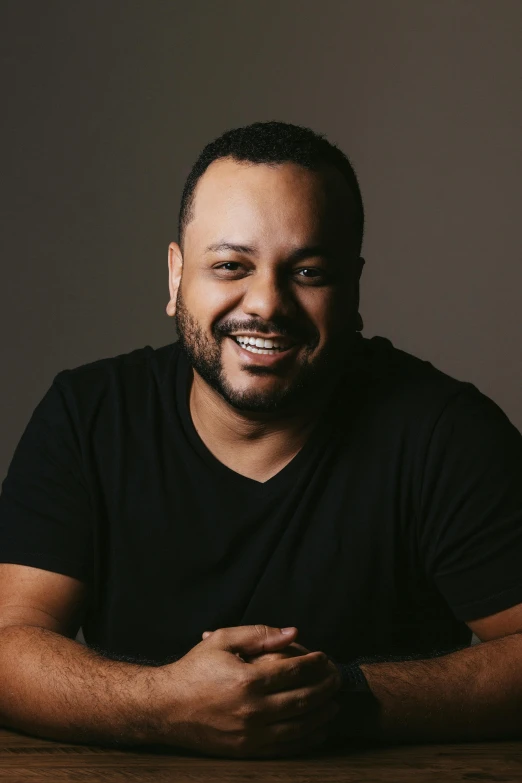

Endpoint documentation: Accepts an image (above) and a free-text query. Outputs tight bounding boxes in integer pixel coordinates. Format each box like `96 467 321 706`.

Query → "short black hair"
178 120 364 255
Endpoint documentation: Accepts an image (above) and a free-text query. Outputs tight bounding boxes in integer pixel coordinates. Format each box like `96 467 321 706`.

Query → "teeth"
242 344 275 355
234 339 291 355
235 335 287 350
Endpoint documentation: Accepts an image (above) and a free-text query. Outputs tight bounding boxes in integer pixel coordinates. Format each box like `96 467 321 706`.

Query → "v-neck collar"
174 335 365 493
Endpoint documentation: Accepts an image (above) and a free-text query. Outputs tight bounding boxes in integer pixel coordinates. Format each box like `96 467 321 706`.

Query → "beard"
173 286 351 413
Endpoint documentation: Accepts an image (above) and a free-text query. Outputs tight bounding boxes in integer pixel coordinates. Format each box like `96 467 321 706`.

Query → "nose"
240 268 297 323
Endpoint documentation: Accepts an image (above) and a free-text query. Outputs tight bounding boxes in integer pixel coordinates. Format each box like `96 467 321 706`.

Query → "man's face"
167 158 363 413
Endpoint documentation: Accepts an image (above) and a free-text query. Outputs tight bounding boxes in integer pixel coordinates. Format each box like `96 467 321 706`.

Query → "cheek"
184 276 239 326
323 287 356 333
301 290 346 341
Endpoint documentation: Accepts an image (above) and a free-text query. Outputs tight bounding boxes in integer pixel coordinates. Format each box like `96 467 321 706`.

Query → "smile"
234 335 291 354
227 335 298 364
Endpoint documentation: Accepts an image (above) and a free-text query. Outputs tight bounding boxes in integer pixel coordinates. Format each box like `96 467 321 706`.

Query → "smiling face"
167 157 364 413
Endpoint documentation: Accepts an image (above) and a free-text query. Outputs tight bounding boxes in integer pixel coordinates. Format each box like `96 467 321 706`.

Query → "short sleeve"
0 374 93 583
418 383 522 622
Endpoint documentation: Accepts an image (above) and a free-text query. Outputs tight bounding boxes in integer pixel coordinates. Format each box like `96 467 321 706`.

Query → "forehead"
185 157 355 249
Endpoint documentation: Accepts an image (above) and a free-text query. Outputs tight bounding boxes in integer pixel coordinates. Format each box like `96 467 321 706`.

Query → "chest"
92 435 425 646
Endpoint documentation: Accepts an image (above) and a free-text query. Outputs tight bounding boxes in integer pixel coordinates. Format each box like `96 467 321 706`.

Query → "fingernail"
280 627 295 634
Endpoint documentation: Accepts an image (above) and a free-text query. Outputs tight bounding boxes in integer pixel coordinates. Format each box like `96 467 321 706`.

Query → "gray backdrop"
2 0 521 486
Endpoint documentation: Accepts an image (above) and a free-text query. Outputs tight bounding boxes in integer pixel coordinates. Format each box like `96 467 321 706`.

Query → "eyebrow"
204 242 337 262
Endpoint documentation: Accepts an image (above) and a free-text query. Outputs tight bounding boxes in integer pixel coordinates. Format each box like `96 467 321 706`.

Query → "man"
0 121 522 758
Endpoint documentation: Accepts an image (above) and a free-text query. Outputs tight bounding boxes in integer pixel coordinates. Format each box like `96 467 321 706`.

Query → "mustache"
213 319 313 343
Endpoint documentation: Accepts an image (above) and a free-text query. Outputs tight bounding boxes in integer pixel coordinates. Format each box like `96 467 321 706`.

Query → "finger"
244 703 338 760
287 642 310 655
208 634 307 658
244 641 309 664
263 669 340 721
251 650 332 694
270 700 340 742
207 625 298 656
244 652 285 665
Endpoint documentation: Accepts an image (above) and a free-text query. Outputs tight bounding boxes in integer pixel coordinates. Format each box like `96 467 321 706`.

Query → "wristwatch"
330 660 372 694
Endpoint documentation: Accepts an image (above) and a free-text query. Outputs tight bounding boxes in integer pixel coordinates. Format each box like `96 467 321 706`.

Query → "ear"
354 257 365 331
353 256 365 307
166 242 183 317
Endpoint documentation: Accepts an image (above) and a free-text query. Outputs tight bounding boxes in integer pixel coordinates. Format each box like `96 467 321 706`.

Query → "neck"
189 371 337 447
183 334 364 483
188 373 339 483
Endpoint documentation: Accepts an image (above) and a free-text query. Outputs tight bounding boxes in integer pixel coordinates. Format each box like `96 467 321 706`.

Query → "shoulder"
50 342 181 418
356 334 464 395
53 342 178 387
354 334 466 404
347 334 512 441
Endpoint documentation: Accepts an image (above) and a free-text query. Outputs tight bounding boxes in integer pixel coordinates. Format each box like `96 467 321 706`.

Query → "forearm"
336 633 522 744
0 624 161 746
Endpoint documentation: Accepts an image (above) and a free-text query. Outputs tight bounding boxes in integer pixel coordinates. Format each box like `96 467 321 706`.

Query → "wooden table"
1 728 522 782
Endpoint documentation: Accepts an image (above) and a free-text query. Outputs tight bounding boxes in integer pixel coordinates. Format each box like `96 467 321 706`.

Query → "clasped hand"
202 626 339 674
151 623 342 759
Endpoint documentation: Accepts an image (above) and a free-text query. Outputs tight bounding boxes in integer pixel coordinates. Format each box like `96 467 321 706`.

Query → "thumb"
204 624 298 656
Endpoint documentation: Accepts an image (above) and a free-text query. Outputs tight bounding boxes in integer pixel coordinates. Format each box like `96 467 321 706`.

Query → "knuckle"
287 659 301 678
254 624 270 643
236 701 257 724
237 668 255 692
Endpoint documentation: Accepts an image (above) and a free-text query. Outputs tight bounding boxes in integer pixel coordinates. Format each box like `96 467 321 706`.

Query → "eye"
220 262 241 271
295 267 329 284
213 261 246 276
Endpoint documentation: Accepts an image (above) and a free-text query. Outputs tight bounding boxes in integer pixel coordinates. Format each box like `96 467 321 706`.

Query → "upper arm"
418 384 522 627
0 378 93 609
466 602 522 643
0 563 88 639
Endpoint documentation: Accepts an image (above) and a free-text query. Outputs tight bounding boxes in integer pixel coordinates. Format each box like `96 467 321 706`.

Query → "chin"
222 389 284 411
220 380 310 413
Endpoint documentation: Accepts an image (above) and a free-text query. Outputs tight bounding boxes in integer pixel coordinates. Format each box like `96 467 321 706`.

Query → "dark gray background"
1 0 521 486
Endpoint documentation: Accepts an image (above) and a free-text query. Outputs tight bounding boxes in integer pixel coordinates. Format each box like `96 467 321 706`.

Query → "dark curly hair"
177 120 364 255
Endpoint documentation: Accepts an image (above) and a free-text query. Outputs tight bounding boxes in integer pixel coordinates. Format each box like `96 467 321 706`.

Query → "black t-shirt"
1 334 522 666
